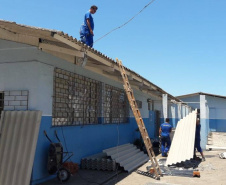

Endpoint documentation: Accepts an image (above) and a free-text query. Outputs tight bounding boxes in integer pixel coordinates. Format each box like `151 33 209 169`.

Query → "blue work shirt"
84 11 94 32
160 122 172 137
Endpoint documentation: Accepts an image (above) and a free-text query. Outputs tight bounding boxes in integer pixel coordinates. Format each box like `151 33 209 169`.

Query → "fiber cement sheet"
166 109 197 166
0 111 42 185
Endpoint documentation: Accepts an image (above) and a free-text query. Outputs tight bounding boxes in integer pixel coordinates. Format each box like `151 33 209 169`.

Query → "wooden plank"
84 65 120 82
0 27 39 46
53 34 82 50
86 62 115 72
86 50 114 67
39 43 84 58
53 33 113 67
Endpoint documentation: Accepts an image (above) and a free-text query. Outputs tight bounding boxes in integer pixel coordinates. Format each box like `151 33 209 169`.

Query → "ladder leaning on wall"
116 58 162 180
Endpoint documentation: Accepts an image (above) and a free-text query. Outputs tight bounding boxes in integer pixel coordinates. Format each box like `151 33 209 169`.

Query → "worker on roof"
80 5 98 48
159 118 172 157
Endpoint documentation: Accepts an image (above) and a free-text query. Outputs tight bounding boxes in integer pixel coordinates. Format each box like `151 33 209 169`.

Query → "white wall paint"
0 39 159 118
0 62 54 115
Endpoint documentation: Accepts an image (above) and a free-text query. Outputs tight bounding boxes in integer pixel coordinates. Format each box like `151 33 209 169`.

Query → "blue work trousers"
194 139 202 153
161 136 171 156
80 25 94 47
80 34 93 47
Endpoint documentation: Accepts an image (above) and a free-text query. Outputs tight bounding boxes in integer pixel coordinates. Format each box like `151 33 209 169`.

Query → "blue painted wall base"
31 116 155 184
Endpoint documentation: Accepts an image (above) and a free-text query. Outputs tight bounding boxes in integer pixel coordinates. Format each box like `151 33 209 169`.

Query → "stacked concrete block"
3 90 28 111
81 152 116 171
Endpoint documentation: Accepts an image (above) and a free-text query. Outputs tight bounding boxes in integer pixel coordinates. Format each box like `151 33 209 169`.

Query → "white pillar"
162 94 168 119
171 104 176 127
200 95 209 149
178 103 182 120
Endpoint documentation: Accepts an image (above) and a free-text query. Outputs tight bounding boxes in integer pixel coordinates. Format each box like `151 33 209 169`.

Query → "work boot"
163 152 168 157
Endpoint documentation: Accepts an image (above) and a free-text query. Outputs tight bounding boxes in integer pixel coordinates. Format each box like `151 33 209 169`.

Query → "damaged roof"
0 19 181 102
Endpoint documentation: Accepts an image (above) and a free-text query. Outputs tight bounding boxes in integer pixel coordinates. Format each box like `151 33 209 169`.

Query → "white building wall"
0 39 158 118
206 96 226 119
0 62 53 115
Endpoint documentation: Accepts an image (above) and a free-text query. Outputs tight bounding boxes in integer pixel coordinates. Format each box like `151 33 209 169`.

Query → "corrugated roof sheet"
103 143 149 172
165 109 197 166
0 111 42 185
177 92 226 100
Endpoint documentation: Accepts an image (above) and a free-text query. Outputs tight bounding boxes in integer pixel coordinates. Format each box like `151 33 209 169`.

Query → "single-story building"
0 20 190 184
177 92 226 149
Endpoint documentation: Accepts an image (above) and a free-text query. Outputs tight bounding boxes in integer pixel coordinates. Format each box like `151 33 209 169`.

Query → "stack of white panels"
166 109 197 166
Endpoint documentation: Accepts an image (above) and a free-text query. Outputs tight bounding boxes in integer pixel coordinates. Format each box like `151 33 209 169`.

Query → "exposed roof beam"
102 70 120 76
85 65 120 82
0 27 39 46
130 80 143 87
53 33 82 50
52 34 161 93
39 43 84 58
53 33 113 67
86 62 115 72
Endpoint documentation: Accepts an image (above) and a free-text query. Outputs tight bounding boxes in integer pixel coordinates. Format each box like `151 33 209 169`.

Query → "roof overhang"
0 19 181 102
177 92 226 100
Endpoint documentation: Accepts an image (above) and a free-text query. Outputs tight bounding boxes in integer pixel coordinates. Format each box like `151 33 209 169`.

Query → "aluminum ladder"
117 58 162 179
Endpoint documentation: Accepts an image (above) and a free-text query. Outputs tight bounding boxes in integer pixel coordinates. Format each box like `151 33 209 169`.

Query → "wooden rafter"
39 43 84 58
0 27 39 46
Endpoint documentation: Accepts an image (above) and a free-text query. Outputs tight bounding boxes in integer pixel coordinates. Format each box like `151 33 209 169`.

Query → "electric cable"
94 0 156 44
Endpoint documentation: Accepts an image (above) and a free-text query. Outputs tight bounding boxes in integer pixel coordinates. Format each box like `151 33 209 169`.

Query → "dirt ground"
41 149 226 185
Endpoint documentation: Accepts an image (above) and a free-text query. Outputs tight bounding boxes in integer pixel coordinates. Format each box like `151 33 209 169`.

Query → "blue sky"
1 0 225 96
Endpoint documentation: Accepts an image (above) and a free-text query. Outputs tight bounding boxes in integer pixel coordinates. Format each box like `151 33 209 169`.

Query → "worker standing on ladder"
159 118 172 157
80 5 98 47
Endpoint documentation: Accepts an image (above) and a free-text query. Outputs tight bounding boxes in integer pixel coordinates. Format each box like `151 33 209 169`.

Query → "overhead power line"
94 0 157 44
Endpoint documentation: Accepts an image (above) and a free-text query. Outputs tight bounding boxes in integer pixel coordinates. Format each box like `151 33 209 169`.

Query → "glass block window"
104 84 129 124
53 68 101 126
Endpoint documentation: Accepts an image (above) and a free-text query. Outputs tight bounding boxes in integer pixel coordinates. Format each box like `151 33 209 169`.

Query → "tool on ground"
44 130 74 182
117 58 162 180
193 171 200 177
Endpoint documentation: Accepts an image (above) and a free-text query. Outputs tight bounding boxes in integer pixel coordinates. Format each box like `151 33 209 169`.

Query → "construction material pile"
81 153 116 171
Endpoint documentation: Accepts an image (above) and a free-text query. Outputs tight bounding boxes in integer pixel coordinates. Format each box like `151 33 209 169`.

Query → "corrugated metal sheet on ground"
166 109 197 166
0 111 42 185
103 143 149 172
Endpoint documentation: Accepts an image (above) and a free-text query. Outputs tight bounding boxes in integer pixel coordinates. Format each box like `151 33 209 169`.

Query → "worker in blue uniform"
194 118 206 161
159 118 172 157
80 5 98 47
